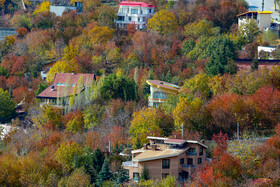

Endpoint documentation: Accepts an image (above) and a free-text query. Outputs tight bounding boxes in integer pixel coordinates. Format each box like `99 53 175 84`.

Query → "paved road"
247 0 280 19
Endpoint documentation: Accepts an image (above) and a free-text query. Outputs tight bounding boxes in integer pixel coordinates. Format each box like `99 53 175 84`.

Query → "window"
187 158 193 165
131 9 138 14
162 173 169 179
133 153 136 158
149 8 152 13
162 159 170 169
198 158 202 164
180 158 184 164
153 92 168 99
128 17 132 21
187 148 196 155
133 172 139 181
138 17 140 22
199 147 203 156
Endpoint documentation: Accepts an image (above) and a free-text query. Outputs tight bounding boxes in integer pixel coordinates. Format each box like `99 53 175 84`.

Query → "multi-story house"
37 72 95 106
237 11 272 31
122 136 208 182
146 80 180 107
115 1 155 30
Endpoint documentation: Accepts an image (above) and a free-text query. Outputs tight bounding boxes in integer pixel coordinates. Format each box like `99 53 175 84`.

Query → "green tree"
101 73 137 101
140 167 150 181
184 19 219 39
206 35 237 75
115 167 129 185
0 88 15 123
262 30 278 46
147 10 178 35
96 159 113 186
182 38 196 56
239 19 259 43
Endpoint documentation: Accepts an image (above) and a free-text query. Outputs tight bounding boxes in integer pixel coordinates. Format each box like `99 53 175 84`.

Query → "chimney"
51 85 55 91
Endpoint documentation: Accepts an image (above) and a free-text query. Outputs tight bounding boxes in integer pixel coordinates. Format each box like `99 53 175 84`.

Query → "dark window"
199 147 203 156
187 158 193 165
138 17 140 22
133 172 139 181
128 17 131 21
189 148 195 153
198 158 202 164
180 158 184 164
149 9 152 13
162 159 170 169
162 173 169 179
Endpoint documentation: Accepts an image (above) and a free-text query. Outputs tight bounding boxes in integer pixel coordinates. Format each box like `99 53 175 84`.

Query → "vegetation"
0 0 279 186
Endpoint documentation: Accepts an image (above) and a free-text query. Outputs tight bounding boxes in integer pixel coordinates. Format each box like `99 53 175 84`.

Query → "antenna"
262 0 265 12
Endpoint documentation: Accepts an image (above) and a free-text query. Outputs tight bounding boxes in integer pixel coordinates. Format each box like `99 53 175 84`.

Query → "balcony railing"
186 152 197 156
182 164 195 168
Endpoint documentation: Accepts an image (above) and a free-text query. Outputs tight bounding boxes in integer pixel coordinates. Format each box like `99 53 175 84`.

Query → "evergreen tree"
96 159 113 186
134 136 142 149
115 167 129 185
251 59 259 71
140 167 150 181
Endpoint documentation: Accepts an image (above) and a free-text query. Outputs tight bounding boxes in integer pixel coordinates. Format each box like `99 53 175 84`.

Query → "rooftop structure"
237 11 273 31
123 136 207 182
0 28 17 41
50 2 82 16
146 80 180 107
115 1 155 30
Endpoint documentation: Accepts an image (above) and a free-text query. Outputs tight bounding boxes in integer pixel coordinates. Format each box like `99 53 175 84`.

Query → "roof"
237 11 273 17
37 73 95 99
146 80 181 92
164 138 186 145
132 148 188 162
147 136 168 141
119 1 155 8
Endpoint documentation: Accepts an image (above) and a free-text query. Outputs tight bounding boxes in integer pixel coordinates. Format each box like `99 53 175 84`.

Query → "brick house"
122 136 208 182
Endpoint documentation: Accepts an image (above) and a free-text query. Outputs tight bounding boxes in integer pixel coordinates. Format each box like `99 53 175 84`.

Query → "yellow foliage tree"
173 97 203 130
88 26 114 45
147 10 178 35
33 1 50 15
46 60 73 83
129 107 162 147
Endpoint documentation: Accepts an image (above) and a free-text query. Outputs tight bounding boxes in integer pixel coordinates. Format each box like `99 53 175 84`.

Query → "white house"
115 1 155 30
258 46 277 59
237 11 272 31
50 2 82 16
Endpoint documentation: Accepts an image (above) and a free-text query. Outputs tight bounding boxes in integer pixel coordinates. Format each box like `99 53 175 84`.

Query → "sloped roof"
119 1 155 8
37 73 95 99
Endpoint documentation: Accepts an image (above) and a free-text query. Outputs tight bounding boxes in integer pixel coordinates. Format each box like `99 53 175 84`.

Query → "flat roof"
146 80 181 92
147 136 168 141
237 11 273 17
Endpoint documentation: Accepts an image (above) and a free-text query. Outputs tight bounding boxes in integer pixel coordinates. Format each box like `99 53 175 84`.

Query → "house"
258 46 277 59
0 28 17 41
115 1 155 30
40 61 56 81
122 136 208 182
37 72 95 106
50 2 83 16
146 80 180 107
237 11 273 31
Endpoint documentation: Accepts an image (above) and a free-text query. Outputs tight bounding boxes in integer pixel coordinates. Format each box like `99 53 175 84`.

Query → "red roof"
37 73 95 99
119 1 155 8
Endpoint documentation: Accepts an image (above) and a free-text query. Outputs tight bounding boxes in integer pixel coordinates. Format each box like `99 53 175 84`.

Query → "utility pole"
181 123 184 139
237 122 240 140
262 0 265 12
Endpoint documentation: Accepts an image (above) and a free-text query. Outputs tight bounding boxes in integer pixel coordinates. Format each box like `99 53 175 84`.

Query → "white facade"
115 1 155 30
238 11 272 31
258 46 277 59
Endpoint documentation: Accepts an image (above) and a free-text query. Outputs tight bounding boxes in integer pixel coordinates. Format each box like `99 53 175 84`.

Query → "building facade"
115 1 155 30
237 11 272 31
37 73 95 106
146 80 180 107
123 137 208 182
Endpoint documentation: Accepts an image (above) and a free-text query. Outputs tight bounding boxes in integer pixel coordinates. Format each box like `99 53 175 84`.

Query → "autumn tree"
46 60 73 82
147 10 178 35
55 141 83 171
239 19 259 43
98 5 116 28
88 26 114 44
184 19 219 39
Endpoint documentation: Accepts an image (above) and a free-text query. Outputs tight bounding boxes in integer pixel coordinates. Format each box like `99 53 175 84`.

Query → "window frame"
162 159 170 169
198 158 202 164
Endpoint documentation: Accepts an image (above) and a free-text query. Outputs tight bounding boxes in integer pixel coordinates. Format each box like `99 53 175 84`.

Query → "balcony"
182 164 195 168
186 152 197 156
